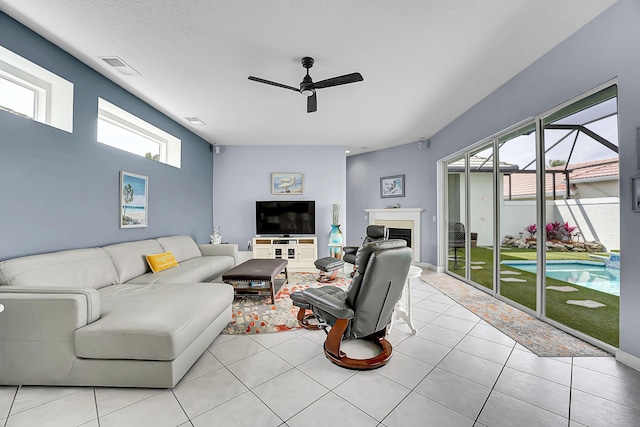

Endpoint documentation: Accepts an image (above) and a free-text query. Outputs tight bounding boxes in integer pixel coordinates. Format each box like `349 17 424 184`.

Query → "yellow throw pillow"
146 252 179 273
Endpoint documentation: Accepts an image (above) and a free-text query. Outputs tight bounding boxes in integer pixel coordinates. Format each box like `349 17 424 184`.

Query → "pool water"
501 261 620 296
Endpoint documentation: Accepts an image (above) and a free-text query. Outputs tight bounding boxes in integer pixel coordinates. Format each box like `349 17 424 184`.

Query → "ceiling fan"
248 57 363 113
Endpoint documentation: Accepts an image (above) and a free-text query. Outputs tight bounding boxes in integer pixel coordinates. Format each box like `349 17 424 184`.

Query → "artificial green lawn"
449 247 619 347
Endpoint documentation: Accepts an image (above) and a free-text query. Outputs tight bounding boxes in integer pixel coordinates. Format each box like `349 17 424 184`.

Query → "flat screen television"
256 200 316 236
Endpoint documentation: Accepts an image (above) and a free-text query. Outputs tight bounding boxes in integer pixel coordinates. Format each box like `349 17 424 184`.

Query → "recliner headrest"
355 239 406 274
366 225 386 239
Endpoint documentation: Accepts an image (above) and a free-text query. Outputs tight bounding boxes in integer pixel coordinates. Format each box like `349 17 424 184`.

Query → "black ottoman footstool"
315 256 345 283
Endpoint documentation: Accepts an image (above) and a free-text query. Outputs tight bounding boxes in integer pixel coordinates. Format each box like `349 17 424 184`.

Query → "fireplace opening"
388 227 411 248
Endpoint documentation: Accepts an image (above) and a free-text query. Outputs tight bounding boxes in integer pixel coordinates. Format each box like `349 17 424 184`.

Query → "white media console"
252 236 318 270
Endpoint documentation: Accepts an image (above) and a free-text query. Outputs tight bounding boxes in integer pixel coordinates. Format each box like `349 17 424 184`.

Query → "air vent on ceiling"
99 56 141 76
185 117 205 125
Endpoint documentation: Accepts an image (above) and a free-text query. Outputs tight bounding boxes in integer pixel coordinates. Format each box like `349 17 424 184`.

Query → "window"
97 98 181 168
0 44 73 132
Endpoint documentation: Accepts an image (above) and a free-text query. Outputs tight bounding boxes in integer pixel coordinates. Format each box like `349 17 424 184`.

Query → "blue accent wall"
0 13 213 260
213 145 346 256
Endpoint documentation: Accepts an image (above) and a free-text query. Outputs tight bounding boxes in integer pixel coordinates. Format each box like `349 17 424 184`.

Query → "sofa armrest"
0 287 101 327
198 243 238 265
0 287 101 385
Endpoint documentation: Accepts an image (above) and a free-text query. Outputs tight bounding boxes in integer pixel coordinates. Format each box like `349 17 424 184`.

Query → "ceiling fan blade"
248 76 299 92
312 72 363 90
307 92 317 113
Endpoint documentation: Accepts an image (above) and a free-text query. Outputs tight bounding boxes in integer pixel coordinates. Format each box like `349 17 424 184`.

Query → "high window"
0 44 73 132
97 98 181 168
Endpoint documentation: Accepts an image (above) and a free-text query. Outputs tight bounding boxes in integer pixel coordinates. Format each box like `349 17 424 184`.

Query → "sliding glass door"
441 83 620 349
542 86 620 347
468 144 495 290
497 124 539 312
446 156 467 279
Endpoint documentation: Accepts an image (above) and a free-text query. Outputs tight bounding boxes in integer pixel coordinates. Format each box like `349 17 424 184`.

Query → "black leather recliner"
291 239 412 370
342 225 386 276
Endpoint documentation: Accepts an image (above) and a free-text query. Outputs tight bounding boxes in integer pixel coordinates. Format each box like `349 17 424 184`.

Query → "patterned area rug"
221 271 350 335
421 270 610 357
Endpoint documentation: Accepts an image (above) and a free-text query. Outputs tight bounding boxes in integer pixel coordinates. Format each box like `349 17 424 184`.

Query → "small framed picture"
380 174 405 198
632 176 640 213
272 173 303 194
120 171 148 228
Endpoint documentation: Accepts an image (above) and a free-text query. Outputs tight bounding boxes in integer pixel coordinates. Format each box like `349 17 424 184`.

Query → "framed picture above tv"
272 173 303 194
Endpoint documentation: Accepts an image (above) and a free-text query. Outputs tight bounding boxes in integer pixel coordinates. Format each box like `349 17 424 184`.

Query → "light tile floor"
2 278 640 427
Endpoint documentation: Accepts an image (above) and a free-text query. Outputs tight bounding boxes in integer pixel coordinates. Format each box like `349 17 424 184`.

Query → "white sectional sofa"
0 235 237 388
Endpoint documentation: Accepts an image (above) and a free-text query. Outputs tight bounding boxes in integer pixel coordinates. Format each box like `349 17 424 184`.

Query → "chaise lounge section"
0 235 237 388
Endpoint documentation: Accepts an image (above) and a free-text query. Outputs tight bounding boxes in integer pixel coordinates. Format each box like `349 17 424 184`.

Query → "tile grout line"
169 387 195 426
381 314 483 425
3 386 18 427
92 387 101 427
568 357 574 427
473 342 518 425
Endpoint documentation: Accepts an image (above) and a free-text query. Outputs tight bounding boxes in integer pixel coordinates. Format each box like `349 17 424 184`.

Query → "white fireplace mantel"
365 208 424 262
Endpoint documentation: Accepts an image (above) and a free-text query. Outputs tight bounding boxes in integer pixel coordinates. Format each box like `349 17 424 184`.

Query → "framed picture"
380 174 405 198
272 173 303 194
120 171 148 228
632 176 640 213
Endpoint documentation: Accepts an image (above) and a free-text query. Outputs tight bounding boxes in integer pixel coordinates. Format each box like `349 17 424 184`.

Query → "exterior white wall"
469 173 494 246
553 197 620 250
574 179 618 198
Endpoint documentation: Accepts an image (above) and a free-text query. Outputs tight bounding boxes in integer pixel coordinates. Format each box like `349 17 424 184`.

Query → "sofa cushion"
0 248 118 289
75 283 233 360
156 236 202 262
103 239 164 283
146 252 179 273
125 256 235 285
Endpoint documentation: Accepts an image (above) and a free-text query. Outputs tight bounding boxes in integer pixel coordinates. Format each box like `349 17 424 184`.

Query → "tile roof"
503 158 618 198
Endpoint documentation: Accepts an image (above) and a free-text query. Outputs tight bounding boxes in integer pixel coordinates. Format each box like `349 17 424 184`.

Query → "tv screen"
256 201 316 236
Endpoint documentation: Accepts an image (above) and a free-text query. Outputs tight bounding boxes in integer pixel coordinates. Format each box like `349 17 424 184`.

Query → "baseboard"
414 262 445 273
616 350 640 372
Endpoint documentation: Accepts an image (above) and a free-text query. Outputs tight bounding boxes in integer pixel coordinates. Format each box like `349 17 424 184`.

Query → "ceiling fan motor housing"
301 56 314 69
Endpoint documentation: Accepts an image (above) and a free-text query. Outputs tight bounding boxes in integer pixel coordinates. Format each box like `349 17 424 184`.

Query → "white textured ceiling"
0 0 616 155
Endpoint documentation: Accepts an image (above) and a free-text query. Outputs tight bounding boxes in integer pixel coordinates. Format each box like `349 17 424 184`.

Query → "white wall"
469 173 492 246
554 197 620 250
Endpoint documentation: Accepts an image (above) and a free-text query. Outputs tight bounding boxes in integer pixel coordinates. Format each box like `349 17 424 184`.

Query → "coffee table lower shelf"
228 278 288 303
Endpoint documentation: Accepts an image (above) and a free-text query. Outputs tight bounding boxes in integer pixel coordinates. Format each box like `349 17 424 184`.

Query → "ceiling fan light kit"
248 56 363 113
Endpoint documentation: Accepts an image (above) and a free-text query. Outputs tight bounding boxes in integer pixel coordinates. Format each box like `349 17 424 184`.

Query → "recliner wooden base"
296 308 321 330
323 318 393 370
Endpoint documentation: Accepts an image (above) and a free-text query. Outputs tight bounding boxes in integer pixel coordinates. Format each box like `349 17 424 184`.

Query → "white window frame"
98 98 181 168
0 44 73 132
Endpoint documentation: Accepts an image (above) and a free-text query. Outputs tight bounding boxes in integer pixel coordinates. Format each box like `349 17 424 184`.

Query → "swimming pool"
501 260 620 296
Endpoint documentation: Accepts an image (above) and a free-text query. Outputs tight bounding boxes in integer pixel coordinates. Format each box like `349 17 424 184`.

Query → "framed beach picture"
272 173 303 194
632 176 640 213
120 171 148 228
380 174 405 198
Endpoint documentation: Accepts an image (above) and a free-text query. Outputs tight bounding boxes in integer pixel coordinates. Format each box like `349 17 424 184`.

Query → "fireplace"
388 228 411 248
365 208 424 261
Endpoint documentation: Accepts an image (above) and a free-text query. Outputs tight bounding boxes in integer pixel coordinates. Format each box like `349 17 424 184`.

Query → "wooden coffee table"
222 259 288 304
